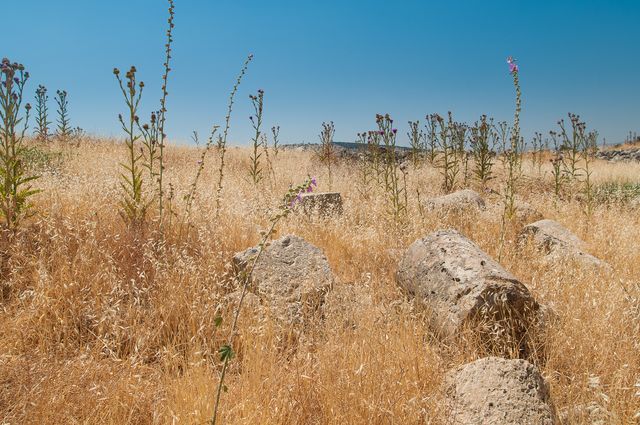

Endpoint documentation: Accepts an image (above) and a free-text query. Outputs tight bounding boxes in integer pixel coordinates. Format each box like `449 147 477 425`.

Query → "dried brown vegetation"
0 139 638 424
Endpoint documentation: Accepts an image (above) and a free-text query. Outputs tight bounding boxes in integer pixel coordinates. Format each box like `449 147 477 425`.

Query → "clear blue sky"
5 0 640 146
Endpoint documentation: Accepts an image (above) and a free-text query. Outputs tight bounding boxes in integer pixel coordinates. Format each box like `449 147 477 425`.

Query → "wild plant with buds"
271 125 280 159
376 114 407 222
34 85 50 142
431 112 461 193
114 66 148 226
248 90 264 185
0 59 38 231
317 121 336 189
355 131 374 199
469 115 496 187
407 120 424 167
54 90 71 142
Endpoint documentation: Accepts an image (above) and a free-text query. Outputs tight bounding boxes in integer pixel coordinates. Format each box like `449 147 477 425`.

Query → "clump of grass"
317 121 336 189
0 58 38 232
594 181 640 205
247 89 265 185
21 144 64 173
34 84 51 142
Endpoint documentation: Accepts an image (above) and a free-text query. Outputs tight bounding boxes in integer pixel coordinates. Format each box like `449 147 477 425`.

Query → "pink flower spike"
509 62 519 74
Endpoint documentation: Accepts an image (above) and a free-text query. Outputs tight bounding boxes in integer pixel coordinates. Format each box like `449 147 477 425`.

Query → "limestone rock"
233 234 334 326
513 200 544 224
298 192 343 216
425 189 486 215
520 219 610 271
397 230 540 351
444 357 557 424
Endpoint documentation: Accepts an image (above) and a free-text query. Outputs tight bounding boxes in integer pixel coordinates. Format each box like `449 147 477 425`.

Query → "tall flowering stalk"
210 176 317 425
215 54 253 216
156 0 175 223
498 56 523 261
504 56 522 220
0 59 38 232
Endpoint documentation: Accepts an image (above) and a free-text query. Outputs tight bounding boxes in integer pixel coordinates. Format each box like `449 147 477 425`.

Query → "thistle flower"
507 56 519 74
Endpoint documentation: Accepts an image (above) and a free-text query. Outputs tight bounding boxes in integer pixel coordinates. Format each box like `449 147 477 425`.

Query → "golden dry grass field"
0 139 639 424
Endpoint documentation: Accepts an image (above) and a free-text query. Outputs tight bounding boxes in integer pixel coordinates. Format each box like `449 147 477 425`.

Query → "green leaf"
214 316 223 328
218 344 235 362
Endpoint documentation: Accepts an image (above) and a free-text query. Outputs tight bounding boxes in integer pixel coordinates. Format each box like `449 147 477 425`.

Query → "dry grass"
0 139 638 424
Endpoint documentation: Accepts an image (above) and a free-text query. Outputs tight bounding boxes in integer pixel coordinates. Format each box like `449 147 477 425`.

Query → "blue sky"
5 0 640 146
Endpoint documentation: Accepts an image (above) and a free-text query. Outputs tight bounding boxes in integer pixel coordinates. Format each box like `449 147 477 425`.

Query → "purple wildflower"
507 56 519 74
392 128 398 134
311 177 317 187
